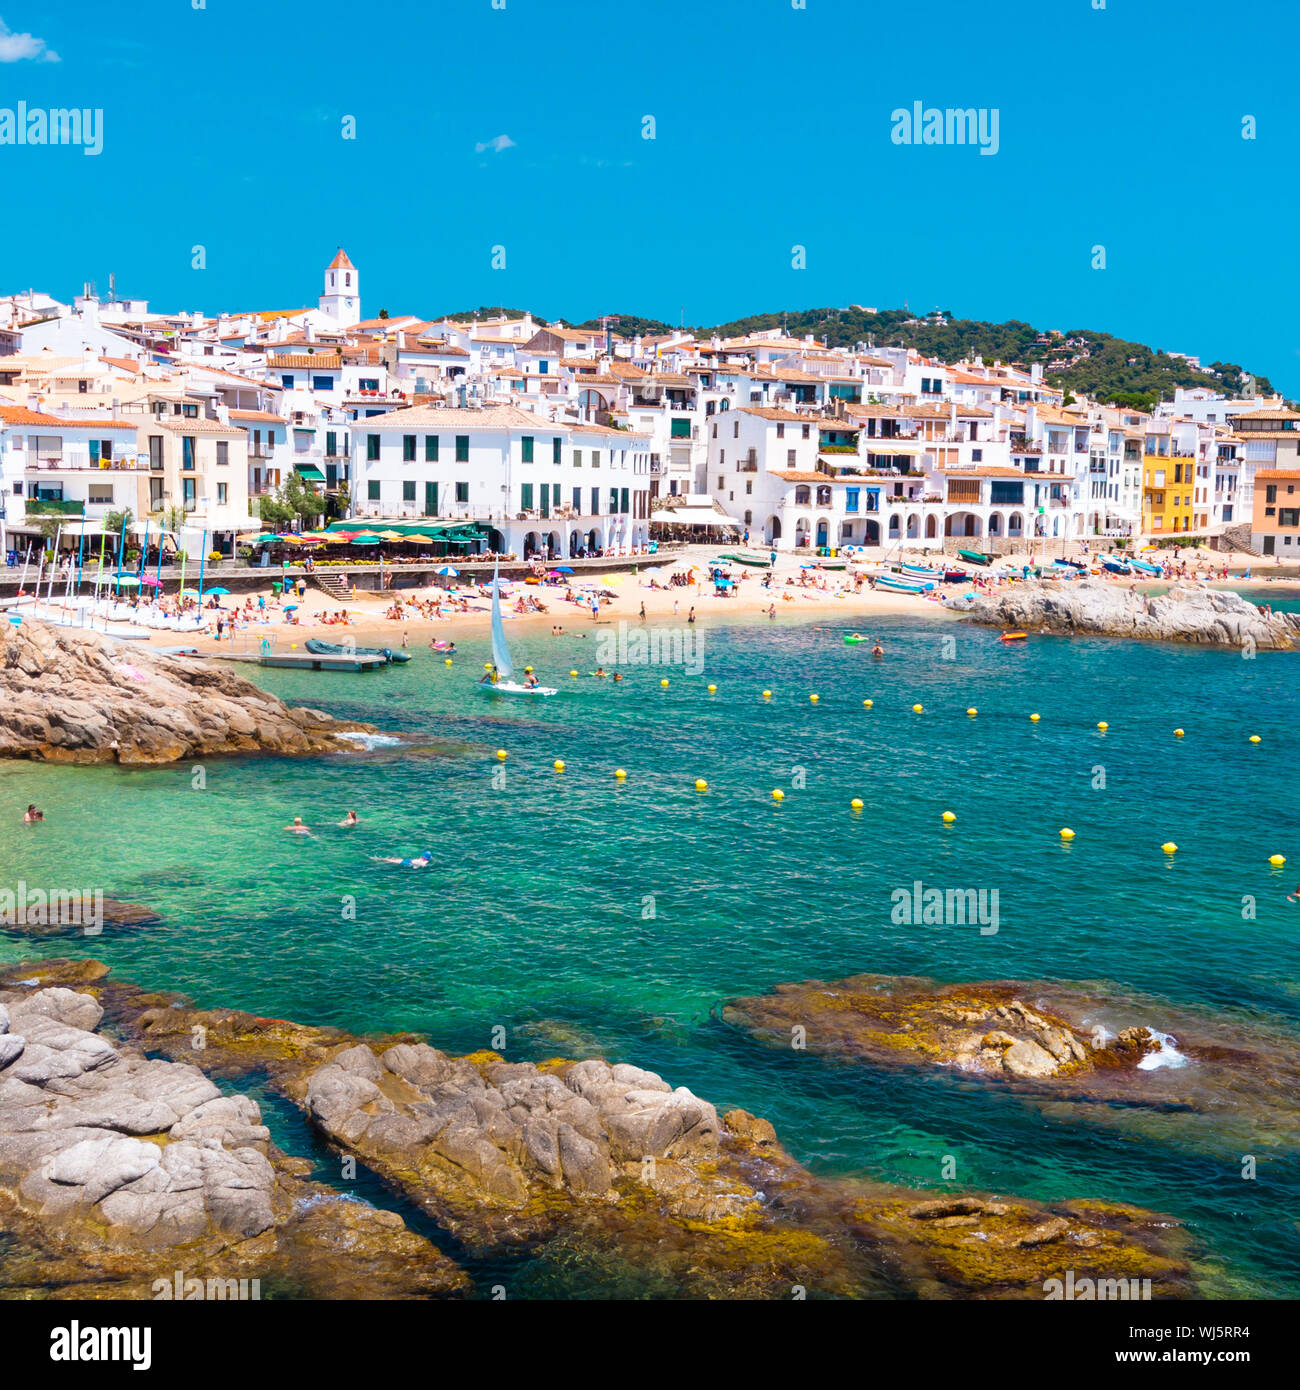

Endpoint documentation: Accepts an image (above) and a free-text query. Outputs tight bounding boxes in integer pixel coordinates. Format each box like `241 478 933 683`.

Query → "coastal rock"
960 578 1299 649
0 619 374 765
0 976 466 1298
42 962 1202 1300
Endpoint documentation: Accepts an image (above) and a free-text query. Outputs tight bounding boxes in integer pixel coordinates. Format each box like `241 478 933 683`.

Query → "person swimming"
23 803 43 823
872 644 884 657
339 810 359 827
376 849 433 868
284 817 311 834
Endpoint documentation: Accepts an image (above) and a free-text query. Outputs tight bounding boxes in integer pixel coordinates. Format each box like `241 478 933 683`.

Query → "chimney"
215 403 230 425
1026 404 1038 434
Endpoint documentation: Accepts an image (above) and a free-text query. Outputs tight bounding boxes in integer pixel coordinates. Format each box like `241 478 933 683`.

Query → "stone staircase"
311 570 352 602
1217 523 1262 557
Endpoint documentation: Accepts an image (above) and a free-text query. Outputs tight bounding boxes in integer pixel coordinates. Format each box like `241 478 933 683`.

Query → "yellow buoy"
660 678 669 688
772 789 784 801
1097 721 1109 731
570 669 578 677
942 811 956 823
1269 853 1286 866
810 693 819 703
850 798 864 811
1162 842 1177 854
912 703 924 713
1060 828 1075 841
1174 728 1185 737
707 684 717 693
966 707 977 717
444 658 453 666
553 760 565 772
1249 734 1261 744
290 643 297 650
863 698 873 708
614 768 627 780
495 749 507 762
762 689 772 700
1030 713 1041 722
694 778 707 792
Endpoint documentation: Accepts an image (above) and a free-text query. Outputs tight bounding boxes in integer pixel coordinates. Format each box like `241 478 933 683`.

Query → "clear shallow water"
3 610 1299 1296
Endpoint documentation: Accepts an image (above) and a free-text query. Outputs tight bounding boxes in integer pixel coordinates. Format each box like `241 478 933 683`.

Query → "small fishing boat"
875 573 934 593
1102 559 1133 576
942 569 969 583
898 562 943 580
720 552 772 567
305 638 411 663
1128 557 1161 576
999 630 1028 643
478 561 557 696
957 548 993 566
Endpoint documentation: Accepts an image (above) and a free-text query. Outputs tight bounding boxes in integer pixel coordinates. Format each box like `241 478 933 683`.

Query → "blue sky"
1 0 1297 390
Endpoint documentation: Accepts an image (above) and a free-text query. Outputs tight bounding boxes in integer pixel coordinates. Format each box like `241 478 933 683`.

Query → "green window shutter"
620 487 629 513
455 435 469 462
326 431 336 455
590 487 599 514
522 435 534 463
367 434 379 461
402 480 416 501
455 481 469 503
521 483 534 510
403 435 416 461
425 435 438 461
553 436 561 463
367 480 380 500
424 482 438 515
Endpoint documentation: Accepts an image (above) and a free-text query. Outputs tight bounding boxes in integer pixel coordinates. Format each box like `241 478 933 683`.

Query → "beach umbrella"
351 534 381 545
284 603 300 611
378 530 405 541
180 588 200 598
140 575 162 587
116 575 141 588
405 534 435 544
435 565 459 576
642 566 664 576
553 565 574 573
600 574 624 585
202 586 230 596
252 532 279 543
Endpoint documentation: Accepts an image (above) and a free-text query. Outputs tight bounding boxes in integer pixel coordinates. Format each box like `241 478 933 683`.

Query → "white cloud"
0 18 60 62
474 134 516 155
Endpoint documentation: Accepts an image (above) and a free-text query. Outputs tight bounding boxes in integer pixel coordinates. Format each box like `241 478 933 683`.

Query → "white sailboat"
477 562 557 696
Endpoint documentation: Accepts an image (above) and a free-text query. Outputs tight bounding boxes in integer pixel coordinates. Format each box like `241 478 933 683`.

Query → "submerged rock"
0 619 373 764
961 578 1298 648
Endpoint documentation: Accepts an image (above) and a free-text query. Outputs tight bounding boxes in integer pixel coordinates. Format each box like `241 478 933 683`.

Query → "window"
367 434 380 461
620 487 629 513
522 435 534 463
182 477 196 509
1281 509 1300 527
216 441 228 466
282 375 295 389
795 486 811 505
148 436 163 469
591 487 599 514
521 483 534 511
359 378 379 392
733 421 739 438
455 435 469 462
182 437 196 471
217 482 228 505
425 435 438 461
777 423 785 439
845 487 860 513
787 450 796 466
671 418 691 439
312 375 333 392
574 450 583 467
1266 485 1278 503
456 482 469 504
972 448 983 462
802 425 810 440
553 436 562 464
717 475 724 490
367 480 380 501
572 487 583 513
182 404 198 418
403 480 416 502
609 489 619 513
590 450 600 467
88 484 113 504
745 480 752 494
326 431 337 456
400 435 415 461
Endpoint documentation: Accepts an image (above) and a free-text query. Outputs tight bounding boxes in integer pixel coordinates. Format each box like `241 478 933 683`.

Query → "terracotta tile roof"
1233 406 1300 421
152 417 244 436
1255 469 1300 479
327 248 356 271
741 407 820 423
267 355 343 370
228 409 286 424
773 470 836 482
0 405 63 426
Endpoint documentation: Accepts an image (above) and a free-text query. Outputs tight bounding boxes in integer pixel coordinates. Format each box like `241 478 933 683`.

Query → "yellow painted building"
1142 453 1196 534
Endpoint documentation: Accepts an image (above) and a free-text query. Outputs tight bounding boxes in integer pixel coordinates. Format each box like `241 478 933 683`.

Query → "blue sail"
489 561 513 680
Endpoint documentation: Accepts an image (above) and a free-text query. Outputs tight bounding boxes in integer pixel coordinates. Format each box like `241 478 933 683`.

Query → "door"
424 482 438 517
1263 536 1275 555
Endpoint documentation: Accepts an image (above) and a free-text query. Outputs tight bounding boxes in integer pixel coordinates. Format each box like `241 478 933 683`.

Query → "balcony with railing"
26 455 149 472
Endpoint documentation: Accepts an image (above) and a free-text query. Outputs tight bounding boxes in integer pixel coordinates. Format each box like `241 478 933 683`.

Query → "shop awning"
861 442 926 456
294 465 327 482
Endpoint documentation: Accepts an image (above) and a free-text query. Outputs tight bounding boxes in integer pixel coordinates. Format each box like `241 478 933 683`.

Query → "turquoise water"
3 609 1299 1296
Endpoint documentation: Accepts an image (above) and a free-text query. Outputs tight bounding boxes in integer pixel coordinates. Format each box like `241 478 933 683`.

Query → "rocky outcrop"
723 973 1300 1157
68 962 1200 1299
959 578 1299 648
0 975 467 1298
0 619 372 764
